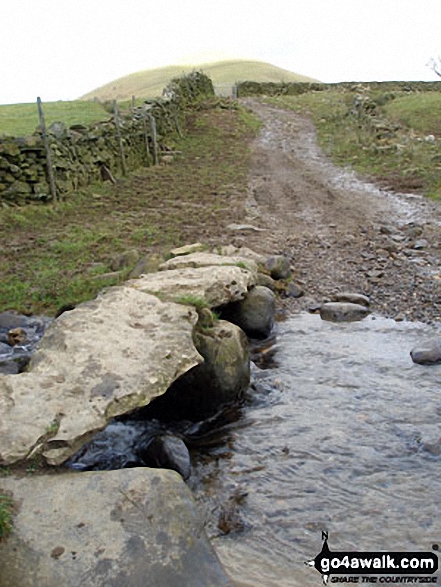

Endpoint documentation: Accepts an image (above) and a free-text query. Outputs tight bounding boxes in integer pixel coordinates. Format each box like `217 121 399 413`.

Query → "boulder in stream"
137 434 191 480
220 285 275 339
410 340 441 365
320 302 371 323
143 320 250 421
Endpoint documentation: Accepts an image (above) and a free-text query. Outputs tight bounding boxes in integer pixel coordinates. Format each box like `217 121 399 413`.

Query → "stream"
190 313 441 587
67 310 441 586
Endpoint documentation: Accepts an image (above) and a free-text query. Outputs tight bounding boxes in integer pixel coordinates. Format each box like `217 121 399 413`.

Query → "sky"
1 0 441 104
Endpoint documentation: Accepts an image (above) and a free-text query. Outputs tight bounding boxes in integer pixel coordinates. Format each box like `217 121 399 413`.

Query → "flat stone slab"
331 292 370 307
0 286 201 466
129 265 256 308
170 242 206 257
159 252 258 273
0 468 233 587
217 245 267 264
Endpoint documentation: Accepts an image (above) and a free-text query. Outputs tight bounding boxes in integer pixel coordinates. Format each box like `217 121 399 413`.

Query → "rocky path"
239 99 441 323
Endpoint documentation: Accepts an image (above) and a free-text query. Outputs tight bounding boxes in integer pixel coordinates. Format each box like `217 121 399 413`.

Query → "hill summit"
80 59 319 101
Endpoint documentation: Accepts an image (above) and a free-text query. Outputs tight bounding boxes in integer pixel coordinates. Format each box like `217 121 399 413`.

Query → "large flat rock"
129 265 256 308
0 468 233 587
159 252 258 273
0 286 201 466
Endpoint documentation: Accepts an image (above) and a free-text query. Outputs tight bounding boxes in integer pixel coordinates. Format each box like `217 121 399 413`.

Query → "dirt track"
237 99 441 324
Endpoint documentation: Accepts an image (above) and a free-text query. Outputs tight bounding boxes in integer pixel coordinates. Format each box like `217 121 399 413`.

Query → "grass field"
0 101 261 315
80 59 319 102
0 100 109 137
384 92 441 136
268 89 441 198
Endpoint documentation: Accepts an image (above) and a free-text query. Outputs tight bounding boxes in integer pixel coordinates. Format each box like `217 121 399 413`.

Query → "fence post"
113 100 127 176
130 95 135 114
149 115 158 165
142 114 151 165
37 97 57 203
174 111 183 138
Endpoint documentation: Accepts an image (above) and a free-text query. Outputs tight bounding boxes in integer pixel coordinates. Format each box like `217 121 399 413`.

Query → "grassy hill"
81 59 319 101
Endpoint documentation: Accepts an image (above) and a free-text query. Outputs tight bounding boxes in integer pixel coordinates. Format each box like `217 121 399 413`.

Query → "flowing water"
67 311 441 586
189 313 441 587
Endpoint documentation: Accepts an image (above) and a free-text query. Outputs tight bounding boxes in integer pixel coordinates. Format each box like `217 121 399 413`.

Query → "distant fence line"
0 72 214 205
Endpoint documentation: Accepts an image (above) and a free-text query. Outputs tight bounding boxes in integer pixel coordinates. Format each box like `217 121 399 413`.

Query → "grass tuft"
0 495 13 540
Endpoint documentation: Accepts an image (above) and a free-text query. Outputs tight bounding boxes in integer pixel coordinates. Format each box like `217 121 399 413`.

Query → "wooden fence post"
113 100 127 176
149 115 158 165
142 114 151 165
37 97 57 203
174 110 183 138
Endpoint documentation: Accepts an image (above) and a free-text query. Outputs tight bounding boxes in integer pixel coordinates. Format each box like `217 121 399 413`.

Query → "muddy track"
239 99 441 324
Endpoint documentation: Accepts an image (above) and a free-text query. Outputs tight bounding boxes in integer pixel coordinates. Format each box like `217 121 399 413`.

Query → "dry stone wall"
0 72 214 204
237 80 441 97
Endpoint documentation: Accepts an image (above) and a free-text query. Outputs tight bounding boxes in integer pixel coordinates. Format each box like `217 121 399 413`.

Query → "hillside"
80 59 319 101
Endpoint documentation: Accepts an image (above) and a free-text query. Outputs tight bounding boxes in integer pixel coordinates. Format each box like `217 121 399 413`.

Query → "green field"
80 59 319 102
0 100 109 138
384 92 441 136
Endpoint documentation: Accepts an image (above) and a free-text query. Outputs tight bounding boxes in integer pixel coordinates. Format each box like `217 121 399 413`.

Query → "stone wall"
0 72 214 204
237 80 441 97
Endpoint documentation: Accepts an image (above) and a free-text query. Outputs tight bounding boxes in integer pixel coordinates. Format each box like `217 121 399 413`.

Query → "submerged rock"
410 340 441 365
0 468 234 587
320 302 370 323
137 434 191 480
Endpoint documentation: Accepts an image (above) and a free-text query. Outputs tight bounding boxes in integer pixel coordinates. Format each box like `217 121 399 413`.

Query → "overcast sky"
1 0 441 104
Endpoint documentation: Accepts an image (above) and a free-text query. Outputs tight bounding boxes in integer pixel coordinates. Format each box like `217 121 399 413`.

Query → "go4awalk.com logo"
305 532 439 585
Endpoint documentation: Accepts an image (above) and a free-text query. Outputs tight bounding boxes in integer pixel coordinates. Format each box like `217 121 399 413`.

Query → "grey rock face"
320 302 371 322
221 286 276 339
0 468 234 587
410 340 441 365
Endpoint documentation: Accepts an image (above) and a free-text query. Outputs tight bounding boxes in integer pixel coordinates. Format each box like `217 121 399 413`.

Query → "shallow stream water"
190 313 441 587
67 311 441 586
